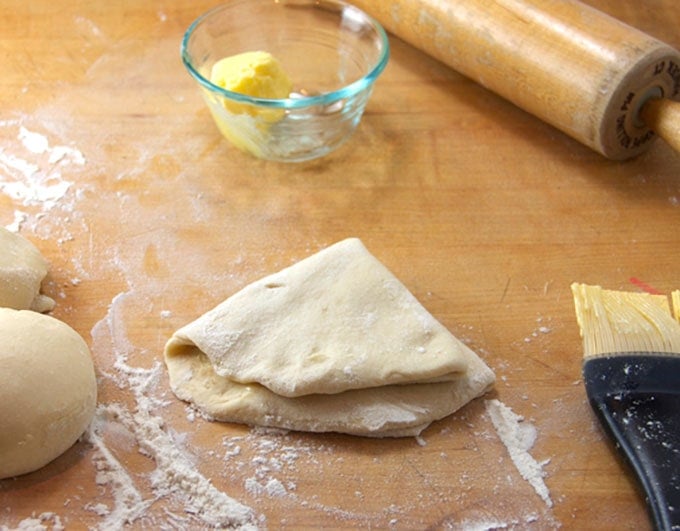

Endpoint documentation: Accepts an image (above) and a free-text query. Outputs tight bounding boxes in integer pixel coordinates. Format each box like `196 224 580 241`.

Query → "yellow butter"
206 51 293 157
209 51 292 120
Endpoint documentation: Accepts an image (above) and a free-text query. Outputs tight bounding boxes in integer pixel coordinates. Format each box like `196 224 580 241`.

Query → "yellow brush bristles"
571 283 680 358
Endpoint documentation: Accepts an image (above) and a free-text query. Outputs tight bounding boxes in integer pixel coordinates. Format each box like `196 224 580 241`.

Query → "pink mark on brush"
629 277 663 295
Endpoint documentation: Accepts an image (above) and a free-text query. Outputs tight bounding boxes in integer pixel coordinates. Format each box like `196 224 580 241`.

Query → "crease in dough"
164 238 495 437
166 340 494 437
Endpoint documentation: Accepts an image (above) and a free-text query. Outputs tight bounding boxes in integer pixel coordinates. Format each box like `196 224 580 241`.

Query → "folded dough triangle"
164 238 495 437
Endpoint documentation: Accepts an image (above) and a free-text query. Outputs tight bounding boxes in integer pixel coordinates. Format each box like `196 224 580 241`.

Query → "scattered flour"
1 123 88 246
18 127 50 155
224 429 305 502
0 122 560 530
87 292 258 529
0 126 84 212
18 126 85 165
86 411 150 528
245 477 288 498
4 211 28 232
523 317 553 344
457 512 540 531
219 429 394 526
485 399 553 507
0 512 64 531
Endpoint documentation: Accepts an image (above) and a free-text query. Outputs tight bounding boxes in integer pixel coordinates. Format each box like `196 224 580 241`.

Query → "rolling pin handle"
640 97 680 154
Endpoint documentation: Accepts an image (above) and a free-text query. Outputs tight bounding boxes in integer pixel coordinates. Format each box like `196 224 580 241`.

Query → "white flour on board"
6 512 65 531
485 399 553 507
0 125 84 211
0 122 561 530
88 291 259 529
0 121 261 528
1 124 87 242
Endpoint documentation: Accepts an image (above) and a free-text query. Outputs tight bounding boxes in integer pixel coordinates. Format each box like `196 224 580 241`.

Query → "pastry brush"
571 283 680 530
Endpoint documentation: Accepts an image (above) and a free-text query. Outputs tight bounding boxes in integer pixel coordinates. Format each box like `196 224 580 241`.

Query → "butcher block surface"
1 0 679 529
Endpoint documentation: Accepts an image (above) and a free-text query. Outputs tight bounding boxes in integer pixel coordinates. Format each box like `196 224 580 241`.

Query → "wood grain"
351 0 680 160
1 0 679 529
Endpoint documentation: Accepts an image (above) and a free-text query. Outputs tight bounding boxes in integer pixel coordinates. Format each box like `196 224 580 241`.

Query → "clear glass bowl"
181 0 390 162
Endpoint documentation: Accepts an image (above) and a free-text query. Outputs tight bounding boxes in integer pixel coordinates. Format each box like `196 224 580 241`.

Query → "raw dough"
0 308 97 479
0 227 55 312
167 238 470 398
167 336 494 437
165 238 494 437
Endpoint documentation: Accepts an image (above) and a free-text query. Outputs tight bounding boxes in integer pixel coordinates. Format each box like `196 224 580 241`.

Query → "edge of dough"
165 237 474 397
164 238 496 437
0 308 97 479
0 227 56 312
166 338 494 437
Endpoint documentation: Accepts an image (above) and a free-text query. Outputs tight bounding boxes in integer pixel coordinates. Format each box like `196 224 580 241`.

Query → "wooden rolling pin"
352 0 680 159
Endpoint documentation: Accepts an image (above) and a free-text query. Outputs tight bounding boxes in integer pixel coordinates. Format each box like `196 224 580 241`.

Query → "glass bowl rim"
180 0 390 110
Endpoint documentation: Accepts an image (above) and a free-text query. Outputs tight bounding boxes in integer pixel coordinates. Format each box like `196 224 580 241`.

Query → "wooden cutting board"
1 0 679 528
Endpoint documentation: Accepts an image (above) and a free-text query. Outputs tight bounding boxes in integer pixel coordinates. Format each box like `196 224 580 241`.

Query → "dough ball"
0 308 97 479
0 227 55 312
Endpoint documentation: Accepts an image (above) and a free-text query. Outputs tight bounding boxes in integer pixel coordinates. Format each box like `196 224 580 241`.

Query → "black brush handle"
584 355 680 531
